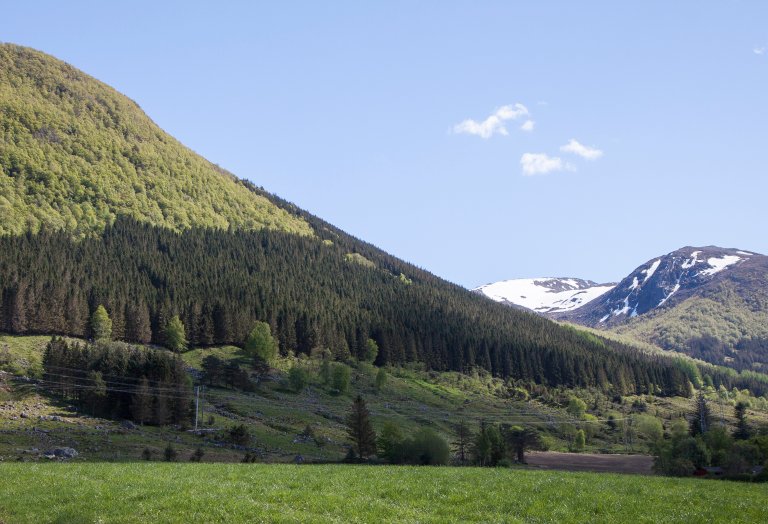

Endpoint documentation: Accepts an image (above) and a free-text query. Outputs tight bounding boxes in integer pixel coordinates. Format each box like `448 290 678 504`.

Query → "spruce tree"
689 392 712 436
452 420 472 465
346 395 377 460
131 376 152 425
734 401 751 440
504 425 543 464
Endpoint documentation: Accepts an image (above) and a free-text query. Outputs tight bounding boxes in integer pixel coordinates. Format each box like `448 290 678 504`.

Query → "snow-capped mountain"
473 278 616 314
476 246 768 371
560 246 762 326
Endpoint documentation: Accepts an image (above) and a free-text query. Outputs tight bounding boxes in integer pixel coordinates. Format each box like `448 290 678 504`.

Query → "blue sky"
4 2 768 287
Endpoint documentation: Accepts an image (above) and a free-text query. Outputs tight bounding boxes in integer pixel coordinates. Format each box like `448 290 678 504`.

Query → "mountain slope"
557 247 768 371
560 247 760 326
0 44 717 397
474 278 615 314
0 44 312 237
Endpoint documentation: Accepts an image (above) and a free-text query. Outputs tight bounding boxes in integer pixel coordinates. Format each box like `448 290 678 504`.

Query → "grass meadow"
1 463 766 523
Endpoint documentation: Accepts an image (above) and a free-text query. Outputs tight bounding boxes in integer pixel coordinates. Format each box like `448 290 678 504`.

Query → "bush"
375 368 387 391
378 421 405 463
242 452 259 463
573 429 586 452
189 447 205 462
331 363 351 394
567 397 587 418
402 428 450 465
164 443 177 462
227 424 252 446
288 365 310 392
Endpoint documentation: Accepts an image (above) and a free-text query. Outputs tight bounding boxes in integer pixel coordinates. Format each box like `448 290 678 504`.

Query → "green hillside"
0 44 312 237
614 283 768 372
0 44 758 399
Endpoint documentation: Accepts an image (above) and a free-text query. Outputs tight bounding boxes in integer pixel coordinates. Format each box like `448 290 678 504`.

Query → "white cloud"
520 153 569 176
520 119 535 132
754 46 766 55
560 139 603 160
452 103 529 139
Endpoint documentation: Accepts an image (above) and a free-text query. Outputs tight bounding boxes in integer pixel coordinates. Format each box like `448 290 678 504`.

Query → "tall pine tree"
345 395 377 460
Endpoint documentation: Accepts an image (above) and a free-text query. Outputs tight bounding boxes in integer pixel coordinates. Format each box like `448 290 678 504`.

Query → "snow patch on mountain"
658 281 681 307
681 251 701 269
642 259 661 283
700 255 742 276
474 278 615 314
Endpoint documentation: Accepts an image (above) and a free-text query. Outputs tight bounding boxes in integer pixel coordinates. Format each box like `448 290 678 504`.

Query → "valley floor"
0 463 765 523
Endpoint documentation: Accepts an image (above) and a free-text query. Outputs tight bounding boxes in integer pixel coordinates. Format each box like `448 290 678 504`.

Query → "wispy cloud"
520 120 535 132
754 46 766 55
452 103 529 139
520 153 570 176
560 139 603 160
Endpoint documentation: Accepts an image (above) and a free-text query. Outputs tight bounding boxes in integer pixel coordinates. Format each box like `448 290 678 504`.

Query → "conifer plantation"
0 216 718 397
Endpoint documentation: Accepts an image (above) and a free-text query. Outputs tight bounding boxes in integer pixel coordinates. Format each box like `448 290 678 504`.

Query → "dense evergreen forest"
41 337 191 424
2 44 767 400
0 216 746 397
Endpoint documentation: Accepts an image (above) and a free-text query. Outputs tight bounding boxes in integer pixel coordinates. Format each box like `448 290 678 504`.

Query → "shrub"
402 428 450 465
573 429 586 452
567 397 587 418
288 365 310 392
164 443 177 462
227 424 251 446
331 363 351 394
375 368 387 391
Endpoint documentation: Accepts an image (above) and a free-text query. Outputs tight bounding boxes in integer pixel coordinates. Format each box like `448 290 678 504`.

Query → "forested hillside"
0 44 312 237
3 44 764 398
0 217 703 396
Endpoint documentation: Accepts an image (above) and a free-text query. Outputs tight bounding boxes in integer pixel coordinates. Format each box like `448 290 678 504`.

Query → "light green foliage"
673 358 703 389
375 368 387 391
566 396 587 418
164 315 187 353
398 273 413 285
615 287 768 359
331 363 351 394
634 414 664 446
0 335 48 376
0 44 313 238
363 338 379 363
244 321 278 364
344 252 375 268
573 429 586 451
378 421 405 463
288 365 310 392
90 305 112 341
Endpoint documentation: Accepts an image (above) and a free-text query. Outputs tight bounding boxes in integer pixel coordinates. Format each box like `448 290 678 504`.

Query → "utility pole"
194 386 200 431
200 386 205 428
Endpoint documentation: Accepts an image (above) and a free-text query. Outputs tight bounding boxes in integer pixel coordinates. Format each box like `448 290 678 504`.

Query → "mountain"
558 246 768 372
560 247 759 325
0 43 714 397
474 278 615 314
478 247 768 372
0 44 312 237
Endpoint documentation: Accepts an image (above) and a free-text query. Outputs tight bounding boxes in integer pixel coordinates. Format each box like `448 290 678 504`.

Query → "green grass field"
0 464 765 523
